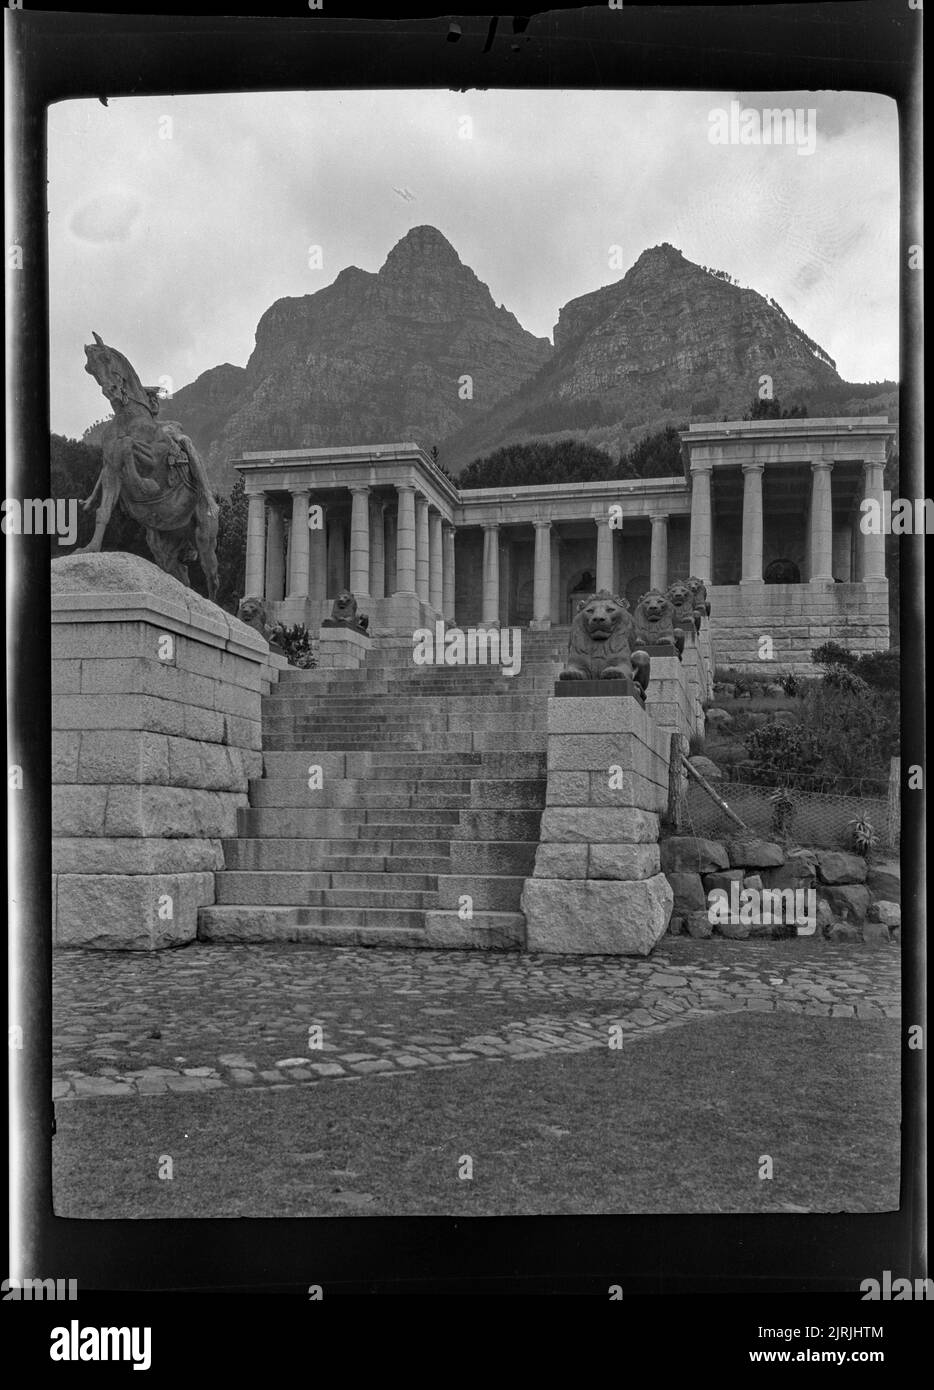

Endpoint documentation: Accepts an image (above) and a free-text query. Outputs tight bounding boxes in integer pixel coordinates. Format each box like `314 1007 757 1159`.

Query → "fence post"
667 732 685 831
886 756 900 851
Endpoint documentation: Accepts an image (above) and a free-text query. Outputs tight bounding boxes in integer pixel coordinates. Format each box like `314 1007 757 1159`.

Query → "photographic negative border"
6 0 925 1318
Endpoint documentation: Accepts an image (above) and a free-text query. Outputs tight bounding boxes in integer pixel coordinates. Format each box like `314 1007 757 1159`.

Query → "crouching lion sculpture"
558 590 649 693
632 587 683 659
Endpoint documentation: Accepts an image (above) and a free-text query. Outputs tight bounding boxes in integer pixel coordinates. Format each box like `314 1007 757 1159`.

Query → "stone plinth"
520 695 673 954
317 623 372 670
52 553 279 949
644 654 697 745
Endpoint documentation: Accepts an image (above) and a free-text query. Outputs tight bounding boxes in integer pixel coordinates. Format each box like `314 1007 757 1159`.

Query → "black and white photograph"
6 0 925 1323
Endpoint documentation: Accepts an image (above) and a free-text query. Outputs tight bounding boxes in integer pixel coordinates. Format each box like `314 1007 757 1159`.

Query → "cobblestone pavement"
51 939 900 1102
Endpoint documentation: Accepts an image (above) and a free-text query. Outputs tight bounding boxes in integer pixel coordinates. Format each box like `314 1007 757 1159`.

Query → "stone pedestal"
317 623 372 670
520 695 673 955
51 553 279 949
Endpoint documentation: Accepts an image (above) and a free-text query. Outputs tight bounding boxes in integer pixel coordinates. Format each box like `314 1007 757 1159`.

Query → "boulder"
666 871 707 915
825 921 862 943
743 874 764 891
816 899 834 930
716 918 751 940
764 683 784 698
704 869 745 893
819 884 871 924
866 860 901 902
705 708 733 727
763 851 817 891
728 839 785 868
868 900 900 928
861 922 893 946
816 850 868 885
685 910 713 939
689 755 724 780
660 836 729 874
713 683 735 699
666 916 685 937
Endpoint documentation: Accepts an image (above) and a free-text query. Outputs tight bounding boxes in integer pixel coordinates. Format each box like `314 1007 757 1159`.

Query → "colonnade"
688 457 887 585
244 483 457 614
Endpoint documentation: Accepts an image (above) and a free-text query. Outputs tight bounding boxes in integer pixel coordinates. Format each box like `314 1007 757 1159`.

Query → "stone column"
287 490 311 598
650 513 669 592
532 520 552 628
861 459 887 580
327 516 346 596
595 516 614 592
832 522 852 582
550 532 561 624
740 462 765 584
308 505 327 601
394 484 416 594
369 498 386 600
808 459 834 583
244 493 267 598
689 462 713 582
264 504 285 602
349 485 371 598
384 507 398 595
481 524 500 625
415 495 430 602
442 523 456 620
428 508 443 611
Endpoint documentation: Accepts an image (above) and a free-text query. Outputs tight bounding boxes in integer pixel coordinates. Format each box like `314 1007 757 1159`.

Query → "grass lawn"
53 1012 899 1218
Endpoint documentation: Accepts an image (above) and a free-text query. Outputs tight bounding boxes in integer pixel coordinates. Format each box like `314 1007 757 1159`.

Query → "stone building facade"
236 416 893 671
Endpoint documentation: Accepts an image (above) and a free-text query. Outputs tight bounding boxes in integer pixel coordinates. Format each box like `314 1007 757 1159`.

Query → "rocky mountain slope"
164 225 551 489
87 230 896 486
440 243 895 470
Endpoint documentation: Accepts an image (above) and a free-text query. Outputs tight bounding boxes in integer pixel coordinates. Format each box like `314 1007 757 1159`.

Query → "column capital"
690 460 714 475
349 483 370 495
395 481 415 495
482 520 499 532
533 518 552 531
810 458 834 473
441 519 456 532
649 511 669 525
741 461 765 475
289 485 311 497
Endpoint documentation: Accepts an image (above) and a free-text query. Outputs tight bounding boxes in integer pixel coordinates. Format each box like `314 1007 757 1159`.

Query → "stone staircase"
198 630 569 949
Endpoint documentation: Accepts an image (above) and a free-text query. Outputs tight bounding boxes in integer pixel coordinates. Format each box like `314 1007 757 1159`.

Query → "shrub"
822 666 870 695
271 623 316 669
854 648 900 691
779 673 800 697
812 641 859 671
797 681 899 787
849 817 878 858
744 722 823 784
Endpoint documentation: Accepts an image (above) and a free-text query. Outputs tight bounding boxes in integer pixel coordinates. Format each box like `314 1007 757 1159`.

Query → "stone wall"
52 553 285 949
708 580 889 672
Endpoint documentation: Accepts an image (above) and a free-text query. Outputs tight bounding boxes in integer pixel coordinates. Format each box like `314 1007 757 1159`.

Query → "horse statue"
78 333 219 599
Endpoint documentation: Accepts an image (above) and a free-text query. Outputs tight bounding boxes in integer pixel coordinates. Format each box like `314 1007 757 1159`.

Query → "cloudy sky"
48 88 899 438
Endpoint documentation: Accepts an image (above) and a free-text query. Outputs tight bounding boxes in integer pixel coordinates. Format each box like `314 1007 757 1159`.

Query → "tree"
742 396 809 420
49 433 148 558
618 424 685 479
215 476 248 613
459 438 617 488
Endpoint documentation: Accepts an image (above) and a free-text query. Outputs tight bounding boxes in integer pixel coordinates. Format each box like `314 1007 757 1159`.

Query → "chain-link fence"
684 778 898 852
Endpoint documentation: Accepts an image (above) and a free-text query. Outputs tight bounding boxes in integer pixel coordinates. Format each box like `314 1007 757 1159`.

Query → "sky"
47 88 899 438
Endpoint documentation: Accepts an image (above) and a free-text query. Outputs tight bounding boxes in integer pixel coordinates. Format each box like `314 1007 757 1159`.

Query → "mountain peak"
381 225 464 274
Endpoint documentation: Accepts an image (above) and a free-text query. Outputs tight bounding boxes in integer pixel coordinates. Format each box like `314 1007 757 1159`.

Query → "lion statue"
559 591 647 693
632 587 683 659
667 580 696 644
237 596 286 654
322 590 369 633
687 575 711 627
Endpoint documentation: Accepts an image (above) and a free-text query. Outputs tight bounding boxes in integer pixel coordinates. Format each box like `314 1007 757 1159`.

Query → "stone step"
246 779 473 807
236 806 457 842
264 713 544 732
262 734 547 752
436 874 526 911
451 809 543 841
424 911 526 950
215 869 437 898
198 906 429 947
222 838 452 871
214 874 437 909
449 840 539 876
